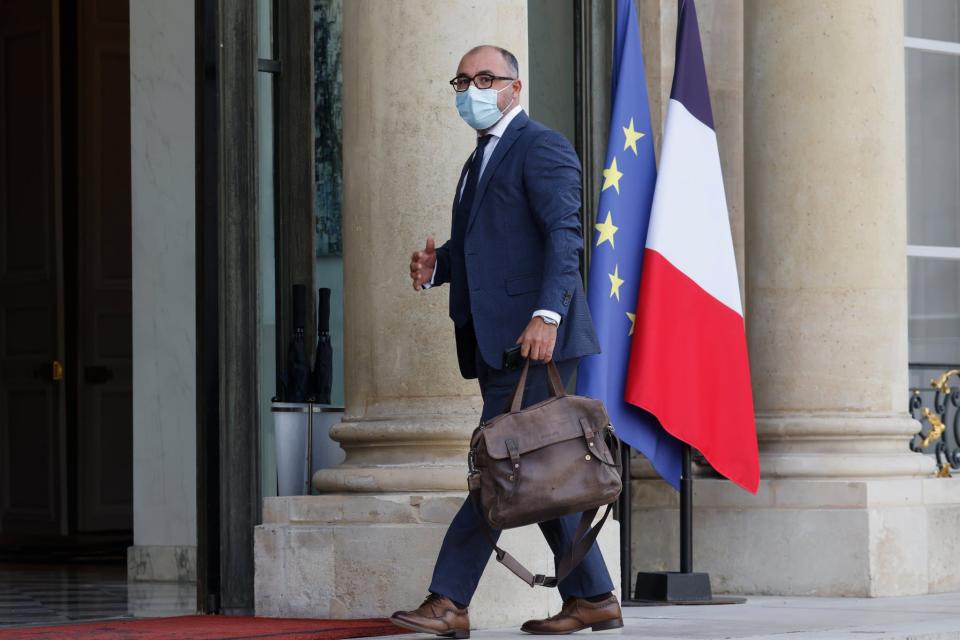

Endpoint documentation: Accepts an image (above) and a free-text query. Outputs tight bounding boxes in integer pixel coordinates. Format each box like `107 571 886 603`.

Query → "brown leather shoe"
520 594 623 634
390 593 470 638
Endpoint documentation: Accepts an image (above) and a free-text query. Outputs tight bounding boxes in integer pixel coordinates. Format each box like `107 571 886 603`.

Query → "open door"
74 0 132 533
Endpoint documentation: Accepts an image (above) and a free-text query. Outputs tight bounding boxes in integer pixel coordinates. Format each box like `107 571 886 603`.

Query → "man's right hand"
410 237 437 291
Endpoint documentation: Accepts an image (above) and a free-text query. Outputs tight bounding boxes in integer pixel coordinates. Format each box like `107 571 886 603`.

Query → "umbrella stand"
273 284 312 498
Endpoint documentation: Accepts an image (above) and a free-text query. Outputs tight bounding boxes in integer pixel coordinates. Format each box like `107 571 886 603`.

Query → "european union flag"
576 0 682 489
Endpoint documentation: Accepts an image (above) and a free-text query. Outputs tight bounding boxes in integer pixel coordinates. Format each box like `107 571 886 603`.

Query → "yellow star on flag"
601 157 623 194
626 311 636 336
608 265 624 301
622 118 645 156
594 212 619 249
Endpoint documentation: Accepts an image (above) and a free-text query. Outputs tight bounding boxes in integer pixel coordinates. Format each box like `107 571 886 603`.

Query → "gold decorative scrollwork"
910 369 960 478
931 369 960 396
920 409 945 449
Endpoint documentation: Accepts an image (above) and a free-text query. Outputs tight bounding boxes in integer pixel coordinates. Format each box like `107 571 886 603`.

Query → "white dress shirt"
424 106 562 326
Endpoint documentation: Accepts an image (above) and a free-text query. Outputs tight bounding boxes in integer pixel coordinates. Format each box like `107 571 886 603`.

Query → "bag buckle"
533 574 557 588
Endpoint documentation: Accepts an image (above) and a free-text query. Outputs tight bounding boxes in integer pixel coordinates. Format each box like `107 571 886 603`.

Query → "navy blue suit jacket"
434 111 600 378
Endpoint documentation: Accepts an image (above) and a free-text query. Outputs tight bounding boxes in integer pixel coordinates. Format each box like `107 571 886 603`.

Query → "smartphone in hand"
502 345 523 371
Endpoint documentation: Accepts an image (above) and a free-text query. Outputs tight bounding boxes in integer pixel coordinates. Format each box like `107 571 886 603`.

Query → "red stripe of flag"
625 249 759 493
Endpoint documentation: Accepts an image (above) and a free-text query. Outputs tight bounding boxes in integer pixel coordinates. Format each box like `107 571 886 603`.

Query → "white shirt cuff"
421 262 438 289
532 309 561 325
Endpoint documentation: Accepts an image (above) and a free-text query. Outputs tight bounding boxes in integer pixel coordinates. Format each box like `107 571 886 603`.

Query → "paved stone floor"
4 568 960 639
396 592 960 639
0 564 195 628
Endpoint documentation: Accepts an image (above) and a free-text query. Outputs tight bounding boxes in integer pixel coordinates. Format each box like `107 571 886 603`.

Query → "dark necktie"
450 135 493 327
454 135 493 241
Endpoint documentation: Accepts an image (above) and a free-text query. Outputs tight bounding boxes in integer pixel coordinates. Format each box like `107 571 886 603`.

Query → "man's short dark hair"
469 45 519 78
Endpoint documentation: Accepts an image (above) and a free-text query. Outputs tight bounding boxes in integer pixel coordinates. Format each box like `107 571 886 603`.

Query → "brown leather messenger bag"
466 359 623 588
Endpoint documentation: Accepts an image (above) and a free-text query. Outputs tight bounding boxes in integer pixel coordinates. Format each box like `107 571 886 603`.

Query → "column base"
311 398 483 493
254 493 620 629
313 464 468 493
631 476 960 597
756 413 934 479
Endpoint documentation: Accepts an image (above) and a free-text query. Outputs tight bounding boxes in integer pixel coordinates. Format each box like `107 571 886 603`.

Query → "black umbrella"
310 288 333 404
280 284 310 403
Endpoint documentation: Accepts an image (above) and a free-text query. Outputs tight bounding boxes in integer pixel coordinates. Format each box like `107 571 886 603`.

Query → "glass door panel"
313 0 344 408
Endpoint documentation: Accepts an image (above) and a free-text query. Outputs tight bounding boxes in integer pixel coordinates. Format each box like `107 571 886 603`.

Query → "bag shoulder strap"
470 493 614 589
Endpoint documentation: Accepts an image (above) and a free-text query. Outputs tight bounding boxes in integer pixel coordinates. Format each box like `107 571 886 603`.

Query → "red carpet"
0 616 407 640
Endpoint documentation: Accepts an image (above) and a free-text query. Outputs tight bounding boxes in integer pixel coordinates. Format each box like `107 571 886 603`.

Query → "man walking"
391 45 622 637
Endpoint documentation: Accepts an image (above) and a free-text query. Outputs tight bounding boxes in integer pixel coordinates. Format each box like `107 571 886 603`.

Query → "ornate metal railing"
909 369 960 478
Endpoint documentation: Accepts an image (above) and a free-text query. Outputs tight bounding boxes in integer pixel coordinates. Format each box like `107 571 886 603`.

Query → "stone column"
744 0 926 480
311 0 505 493
255 0 619 624
632 0 960 598
129 0 197 584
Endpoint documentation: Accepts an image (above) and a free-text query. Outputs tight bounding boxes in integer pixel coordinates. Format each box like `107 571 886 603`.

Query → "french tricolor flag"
624 0 759 493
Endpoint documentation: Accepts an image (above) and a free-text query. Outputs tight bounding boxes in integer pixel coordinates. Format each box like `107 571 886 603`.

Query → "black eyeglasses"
449 73 516 93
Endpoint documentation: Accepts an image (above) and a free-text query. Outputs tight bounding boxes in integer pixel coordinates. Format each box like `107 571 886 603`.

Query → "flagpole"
619 445 633 598
680 444 693 573
626 444 745 606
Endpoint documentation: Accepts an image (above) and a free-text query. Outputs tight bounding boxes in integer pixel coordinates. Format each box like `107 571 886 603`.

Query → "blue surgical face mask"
456 84 515 130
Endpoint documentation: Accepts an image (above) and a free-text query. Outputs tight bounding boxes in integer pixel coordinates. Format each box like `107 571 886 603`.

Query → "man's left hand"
516 317 558 363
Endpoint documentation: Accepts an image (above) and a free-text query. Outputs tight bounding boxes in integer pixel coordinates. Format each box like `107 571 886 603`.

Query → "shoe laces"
420 592 459 616
542 598 580 621
420 593 443 607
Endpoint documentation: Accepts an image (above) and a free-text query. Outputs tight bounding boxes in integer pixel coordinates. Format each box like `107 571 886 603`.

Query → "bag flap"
481 395 609 460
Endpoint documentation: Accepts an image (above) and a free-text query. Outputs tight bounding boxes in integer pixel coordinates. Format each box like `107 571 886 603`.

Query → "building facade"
3 0 959 627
